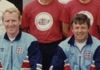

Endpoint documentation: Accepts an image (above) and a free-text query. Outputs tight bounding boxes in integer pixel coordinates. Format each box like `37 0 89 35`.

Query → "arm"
62 22 69 38
60 5 71 38
93 46 100 70
28 41 42 70
50 46 67 70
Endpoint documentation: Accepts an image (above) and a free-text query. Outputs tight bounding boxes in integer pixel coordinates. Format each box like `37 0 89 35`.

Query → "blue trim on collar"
68 34 93 47
4 31 22 41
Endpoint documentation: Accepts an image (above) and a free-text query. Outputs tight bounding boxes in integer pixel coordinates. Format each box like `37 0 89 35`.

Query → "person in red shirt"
62 0 100 39
21 0 66 70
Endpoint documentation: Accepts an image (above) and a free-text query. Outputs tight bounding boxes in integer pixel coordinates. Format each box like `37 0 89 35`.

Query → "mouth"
77 33 83 35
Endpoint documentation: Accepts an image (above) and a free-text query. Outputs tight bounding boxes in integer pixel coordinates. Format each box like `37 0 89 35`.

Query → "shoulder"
90 36 100 52
59 37 71 52
91 36 100 45
21 32 38 48
59 37 71 46
22 32 37 42
0 34 5 44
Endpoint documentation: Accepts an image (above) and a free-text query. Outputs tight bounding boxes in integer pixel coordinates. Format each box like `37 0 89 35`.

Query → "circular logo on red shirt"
35 12 53 31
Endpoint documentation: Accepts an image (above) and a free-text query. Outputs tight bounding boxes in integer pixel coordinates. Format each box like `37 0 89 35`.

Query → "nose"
8 20 13 25
78 28 82 33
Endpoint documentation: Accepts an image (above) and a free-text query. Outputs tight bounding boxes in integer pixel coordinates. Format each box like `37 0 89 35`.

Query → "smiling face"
2 8 21 37
72 22 89 42
71 14 90 42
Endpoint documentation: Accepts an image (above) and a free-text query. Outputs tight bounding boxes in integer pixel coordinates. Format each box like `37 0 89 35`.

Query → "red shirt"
22 0 64 43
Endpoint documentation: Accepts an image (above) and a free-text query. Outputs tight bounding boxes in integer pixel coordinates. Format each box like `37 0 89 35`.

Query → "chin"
77 37 84 40
8 31 15 34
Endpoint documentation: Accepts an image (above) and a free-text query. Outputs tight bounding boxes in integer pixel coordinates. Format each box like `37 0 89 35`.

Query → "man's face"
79 0 91 4
72 22 89 42
3 12 20 35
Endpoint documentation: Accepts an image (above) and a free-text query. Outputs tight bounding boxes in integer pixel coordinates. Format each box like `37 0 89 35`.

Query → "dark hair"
71 14 90 28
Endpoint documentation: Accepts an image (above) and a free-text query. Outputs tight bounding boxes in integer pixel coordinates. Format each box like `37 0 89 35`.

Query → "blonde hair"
2 7 21 20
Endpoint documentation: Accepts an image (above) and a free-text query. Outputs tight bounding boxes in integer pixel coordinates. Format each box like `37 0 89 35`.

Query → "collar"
68 34 93 47
4 31 22 41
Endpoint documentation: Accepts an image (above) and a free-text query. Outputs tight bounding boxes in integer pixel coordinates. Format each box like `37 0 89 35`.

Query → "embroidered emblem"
35 12 53 31
16 47 23 54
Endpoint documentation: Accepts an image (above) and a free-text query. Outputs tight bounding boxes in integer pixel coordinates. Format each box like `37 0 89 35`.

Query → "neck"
38 0 52 5
7 31 19 39
76 37 88 43
76 39 87 43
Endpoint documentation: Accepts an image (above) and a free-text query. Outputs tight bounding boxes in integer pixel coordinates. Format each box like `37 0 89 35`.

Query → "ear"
19 15 22 25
